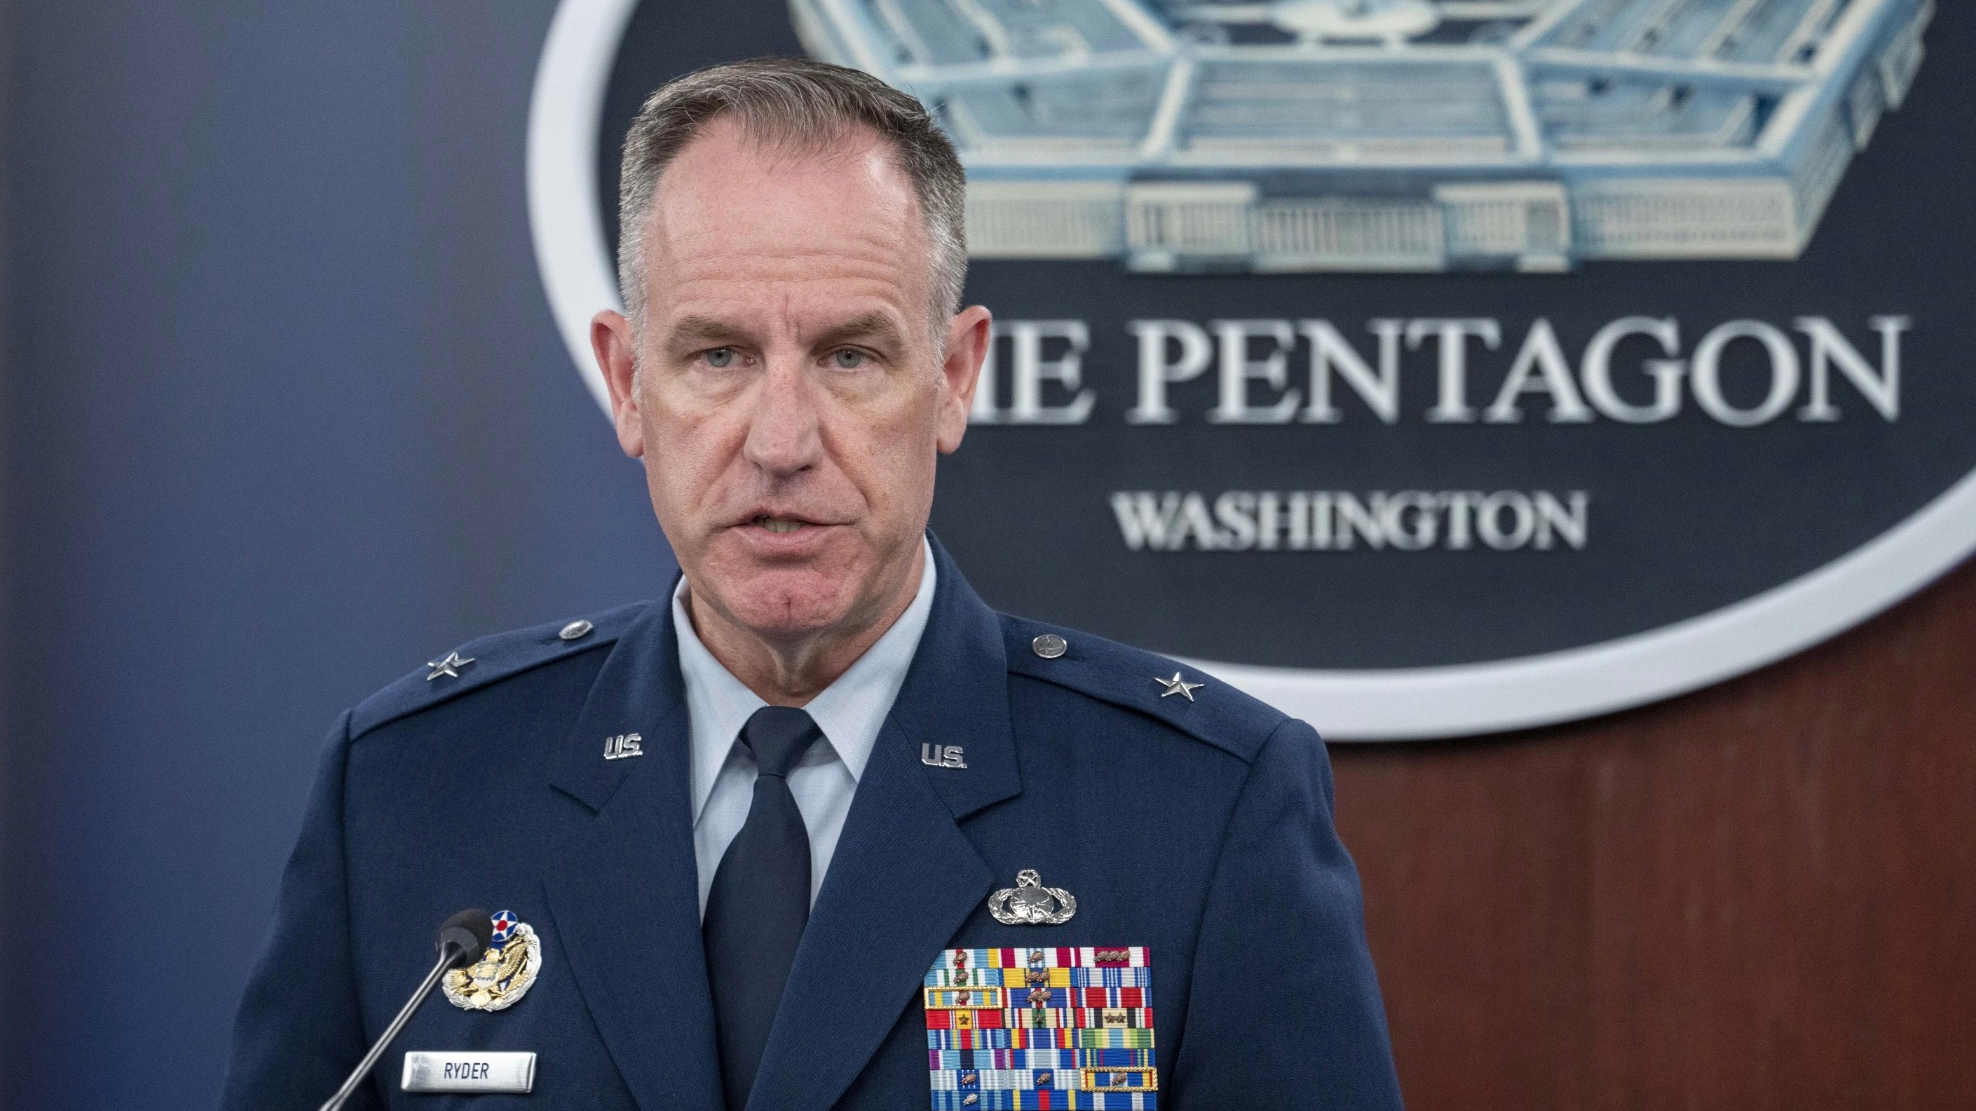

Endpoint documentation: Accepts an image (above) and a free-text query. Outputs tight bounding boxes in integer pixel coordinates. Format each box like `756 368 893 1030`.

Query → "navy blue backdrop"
0 4 671 1107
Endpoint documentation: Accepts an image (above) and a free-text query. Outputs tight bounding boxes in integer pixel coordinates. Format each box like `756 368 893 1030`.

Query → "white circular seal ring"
525 0 1976 740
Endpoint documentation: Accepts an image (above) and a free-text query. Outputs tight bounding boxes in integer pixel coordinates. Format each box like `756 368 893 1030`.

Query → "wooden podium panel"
1331 559 1976 1110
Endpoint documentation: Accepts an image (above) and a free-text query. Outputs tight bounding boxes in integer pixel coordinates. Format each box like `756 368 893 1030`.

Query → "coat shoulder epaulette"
348 600 651 739
997 612 1292 763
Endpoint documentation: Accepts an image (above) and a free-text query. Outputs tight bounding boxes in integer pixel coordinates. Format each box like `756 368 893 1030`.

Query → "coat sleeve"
1168 717 1405 1109
218 710 380 1111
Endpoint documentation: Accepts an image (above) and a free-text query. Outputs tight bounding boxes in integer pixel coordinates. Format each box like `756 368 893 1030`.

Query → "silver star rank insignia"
426 650 475 681
1154 672 1204 701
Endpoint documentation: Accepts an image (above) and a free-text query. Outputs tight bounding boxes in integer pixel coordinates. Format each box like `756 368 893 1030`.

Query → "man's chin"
695 564 862 642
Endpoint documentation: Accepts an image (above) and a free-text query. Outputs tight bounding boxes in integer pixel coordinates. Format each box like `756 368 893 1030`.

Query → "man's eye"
704 347 737 368
830 349 868 370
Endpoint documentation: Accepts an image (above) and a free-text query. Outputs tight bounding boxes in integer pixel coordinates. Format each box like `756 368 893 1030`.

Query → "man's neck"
684 544 927 706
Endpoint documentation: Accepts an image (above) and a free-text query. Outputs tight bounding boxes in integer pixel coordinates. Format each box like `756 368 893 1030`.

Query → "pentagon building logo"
792 0 1933 273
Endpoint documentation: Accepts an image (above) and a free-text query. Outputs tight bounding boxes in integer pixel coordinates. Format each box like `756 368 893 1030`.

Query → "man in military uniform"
221 58 1402 1110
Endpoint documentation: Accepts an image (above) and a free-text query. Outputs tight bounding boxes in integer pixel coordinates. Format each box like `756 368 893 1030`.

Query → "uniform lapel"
543 597 724 1111
745 539 1022 1111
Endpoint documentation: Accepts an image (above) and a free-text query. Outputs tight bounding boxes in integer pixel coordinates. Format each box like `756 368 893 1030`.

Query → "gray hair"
615 57 968 339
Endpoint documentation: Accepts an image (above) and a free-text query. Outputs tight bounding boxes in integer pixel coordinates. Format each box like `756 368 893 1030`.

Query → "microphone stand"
317 939 472 1111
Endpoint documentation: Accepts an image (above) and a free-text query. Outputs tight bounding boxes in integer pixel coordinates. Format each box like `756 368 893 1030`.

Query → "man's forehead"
645 120 922 255
638 117 933 324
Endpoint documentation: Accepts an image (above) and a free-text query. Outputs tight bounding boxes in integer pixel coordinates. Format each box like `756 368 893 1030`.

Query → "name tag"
401 1051 536 1094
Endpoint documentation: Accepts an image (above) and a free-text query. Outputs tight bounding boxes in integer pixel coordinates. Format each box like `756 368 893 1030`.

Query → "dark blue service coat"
221 541 1403 1110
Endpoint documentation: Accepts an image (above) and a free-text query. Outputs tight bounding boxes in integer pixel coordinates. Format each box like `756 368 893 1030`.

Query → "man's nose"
742 358 824 476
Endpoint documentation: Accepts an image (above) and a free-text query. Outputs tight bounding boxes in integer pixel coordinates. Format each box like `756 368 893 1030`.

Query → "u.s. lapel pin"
920 743 967 769
603 733 643 760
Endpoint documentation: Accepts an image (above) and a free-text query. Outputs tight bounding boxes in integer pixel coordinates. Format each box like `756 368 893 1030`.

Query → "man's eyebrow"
815 311 907 350
663 315 750 348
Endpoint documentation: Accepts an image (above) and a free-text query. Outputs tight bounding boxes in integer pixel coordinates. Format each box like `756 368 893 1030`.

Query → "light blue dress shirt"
672 539 937 916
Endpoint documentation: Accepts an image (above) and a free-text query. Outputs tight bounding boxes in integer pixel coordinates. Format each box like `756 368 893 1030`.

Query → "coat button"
559 619 594 641
1031 634 1067 659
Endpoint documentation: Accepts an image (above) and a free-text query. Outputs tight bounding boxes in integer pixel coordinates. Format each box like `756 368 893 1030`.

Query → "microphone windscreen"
436 908 494 969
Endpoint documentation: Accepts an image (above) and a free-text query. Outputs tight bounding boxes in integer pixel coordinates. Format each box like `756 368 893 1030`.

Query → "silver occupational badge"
442 910 543 1012
988 869 1077 926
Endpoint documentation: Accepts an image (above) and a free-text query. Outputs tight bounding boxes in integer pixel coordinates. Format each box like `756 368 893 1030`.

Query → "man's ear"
936 305 993 454
592 309 645 458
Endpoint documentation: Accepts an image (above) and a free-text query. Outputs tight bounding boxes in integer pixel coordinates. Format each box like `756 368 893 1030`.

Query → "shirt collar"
672 537 938 823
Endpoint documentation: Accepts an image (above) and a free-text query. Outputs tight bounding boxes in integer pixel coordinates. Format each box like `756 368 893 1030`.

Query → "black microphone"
317 908 493 1111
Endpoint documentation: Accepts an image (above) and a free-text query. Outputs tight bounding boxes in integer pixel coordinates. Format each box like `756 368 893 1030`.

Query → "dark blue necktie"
703 705 822 1111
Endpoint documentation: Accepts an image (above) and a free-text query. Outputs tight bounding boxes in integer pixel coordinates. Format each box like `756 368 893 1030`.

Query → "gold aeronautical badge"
443 909 542 1012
